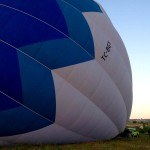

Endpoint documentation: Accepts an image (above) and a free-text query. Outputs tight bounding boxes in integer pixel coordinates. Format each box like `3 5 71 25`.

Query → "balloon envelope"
0 0 132 145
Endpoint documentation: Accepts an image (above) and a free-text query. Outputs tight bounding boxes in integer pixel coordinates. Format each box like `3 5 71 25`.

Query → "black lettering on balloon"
101 41 111 61
101 55 105 61
104 52 108 57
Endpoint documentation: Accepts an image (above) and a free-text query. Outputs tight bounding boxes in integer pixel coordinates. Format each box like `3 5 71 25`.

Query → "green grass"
0 134 149 150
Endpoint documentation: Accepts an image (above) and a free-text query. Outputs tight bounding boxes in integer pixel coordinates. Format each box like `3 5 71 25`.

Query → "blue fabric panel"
57 0 95 57
0 41 56 122
62 0 102 13
0 92 20 111
17 51 56 121
0 42 23 109
0 93 51 136
20 38 93 70
0 0 68 35
0 6 66 48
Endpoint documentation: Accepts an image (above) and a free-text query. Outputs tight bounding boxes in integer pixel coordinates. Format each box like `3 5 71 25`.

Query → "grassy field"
0 134 149 150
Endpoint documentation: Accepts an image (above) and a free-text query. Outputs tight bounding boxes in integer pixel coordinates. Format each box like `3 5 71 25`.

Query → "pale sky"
96 0 150 119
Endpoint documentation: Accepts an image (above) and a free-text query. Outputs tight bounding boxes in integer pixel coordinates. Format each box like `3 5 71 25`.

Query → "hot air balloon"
0 0 132 145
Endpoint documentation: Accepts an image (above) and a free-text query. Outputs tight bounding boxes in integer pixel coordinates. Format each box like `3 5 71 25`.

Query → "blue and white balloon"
0 0 132 145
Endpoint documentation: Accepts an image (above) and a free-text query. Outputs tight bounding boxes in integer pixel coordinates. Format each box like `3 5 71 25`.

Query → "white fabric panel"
52 68 121 139
83 12 132 119
0 124 93 145
0 135 20 145
100 4 132 76
84 10 132 78
83 12 131 79
54 60 127 132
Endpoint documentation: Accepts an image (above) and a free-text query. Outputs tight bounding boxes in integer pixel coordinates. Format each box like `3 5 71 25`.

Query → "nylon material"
106 13 132 79
84 12 132 78
0 41 56 124
54 60 127 131
20 38 93 70
0 135 20 145
87 116 118 139
101 45 132 119
0 124 93 145
54 61 102 98
83 13 132 118
0 4 95 70
56 0 95 57
54 76 88 125
92 10 130 66
0 3 95 64
0 35 122 139
0 5 65 48
0 135 26 145
99 43 132 94
0 0 131 143
0 92 93 142
83 12 132 78
96 34 132 118
0 102 51 136
0 39 118 139
2 92 92 143
90 71 127 131
68 101 119 139
52 71 119 139
0 42 23 108
0 41 58 136
0 39 92 135
17 51 56 121
100 14 132 78
60 0 130 84
0 90 20 111
11 124 93 144
0 1 69 36
88 22 132 87
96 5 131 72
62 0 102 12
54 64 74 80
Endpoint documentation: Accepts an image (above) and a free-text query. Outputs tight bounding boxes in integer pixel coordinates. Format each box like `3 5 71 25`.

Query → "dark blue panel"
0 93 52 136
20 38 93 70
0 0 68 35
0 41 56 123
0 42 23 109
17 51 56 121
62 0 102 13
0 6 66 48
57 0 95 57
0 92 20 111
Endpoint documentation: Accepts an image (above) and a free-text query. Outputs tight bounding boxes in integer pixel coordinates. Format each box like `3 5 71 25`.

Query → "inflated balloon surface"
0 0 132 145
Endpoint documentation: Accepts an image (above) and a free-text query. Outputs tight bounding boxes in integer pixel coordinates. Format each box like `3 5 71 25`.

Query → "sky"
96 0 150 119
